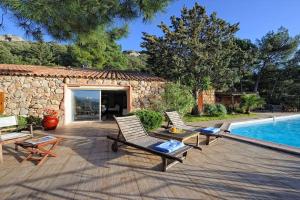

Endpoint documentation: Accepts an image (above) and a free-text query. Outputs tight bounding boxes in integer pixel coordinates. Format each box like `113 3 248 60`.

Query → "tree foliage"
142 3 239 96
0 0 172 41
150 83 195 115
257 57 300 108
0 41 72 66
0 1 170 69
233 28 300 109
124 52 148 72
69 27 128 69
229 39 259 91
141 4 299 110
0 40 149 70
253 27 300 92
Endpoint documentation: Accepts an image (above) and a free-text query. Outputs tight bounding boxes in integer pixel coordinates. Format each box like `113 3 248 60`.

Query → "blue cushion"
153 140 185 153
200 127 220 134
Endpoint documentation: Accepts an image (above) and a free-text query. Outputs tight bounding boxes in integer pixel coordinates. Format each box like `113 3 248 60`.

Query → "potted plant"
42 109 59 130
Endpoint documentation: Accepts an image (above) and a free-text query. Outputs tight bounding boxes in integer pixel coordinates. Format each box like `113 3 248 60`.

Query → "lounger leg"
23 150 34 162
166 121 170 129
206 135 210 145
37 154 49 166
111 141 118 152
162 157 167 172
0 144 3 163
162 157 181 171
183 151 188 159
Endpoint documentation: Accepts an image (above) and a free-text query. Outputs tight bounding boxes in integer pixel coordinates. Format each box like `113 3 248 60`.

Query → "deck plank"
0 121 300 200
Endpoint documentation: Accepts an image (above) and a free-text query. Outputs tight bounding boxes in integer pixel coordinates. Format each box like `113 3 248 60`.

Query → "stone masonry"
0 75 165 125
201 89 215 105
197 89 216 112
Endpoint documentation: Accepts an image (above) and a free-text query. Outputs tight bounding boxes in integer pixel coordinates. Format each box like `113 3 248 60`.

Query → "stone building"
0 64 165 125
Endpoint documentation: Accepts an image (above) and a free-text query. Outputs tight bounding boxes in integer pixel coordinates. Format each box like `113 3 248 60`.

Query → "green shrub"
233 107 245 114
151 82 194 115
27 116 43 126
204 104 218 116
0 115 43 129
17 116 28 129
130 109 163 131
215 104 227 116
204 104 227 116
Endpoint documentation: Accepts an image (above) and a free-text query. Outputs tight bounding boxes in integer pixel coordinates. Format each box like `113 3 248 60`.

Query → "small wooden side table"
153 130 201 150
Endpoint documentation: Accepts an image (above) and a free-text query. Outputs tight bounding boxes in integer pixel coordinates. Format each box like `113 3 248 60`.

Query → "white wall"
64 85 73 125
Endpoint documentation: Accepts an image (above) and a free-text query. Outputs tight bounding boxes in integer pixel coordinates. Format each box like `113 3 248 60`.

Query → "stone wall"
0 75 165 125
66 77 165 109
201 89 215 105
197 89 215 112
0 76 65 122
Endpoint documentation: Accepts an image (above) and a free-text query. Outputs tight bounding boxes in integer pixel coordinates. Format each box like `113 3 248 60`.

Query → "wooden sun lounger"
107 115 192 171
165 111 222 145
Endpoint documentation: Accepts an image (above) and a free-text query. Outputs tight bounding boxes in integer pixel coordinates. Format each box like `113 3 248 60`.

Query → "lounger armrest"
18 124 34 136
147 131 158 136
161 125 169 129
222 130 231 133
27 123 34 136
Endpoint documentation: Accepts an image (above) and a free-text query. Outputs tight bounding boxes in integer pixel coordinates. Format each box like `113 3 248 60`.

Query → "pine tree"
69 27 128 69
254 27 300 92
0 0 172 41
142 3 239 97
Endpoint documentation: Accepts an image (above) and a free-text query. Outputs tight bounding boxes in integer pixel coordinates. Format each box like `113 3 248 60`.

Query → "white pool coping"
222 114 300 156
229 114 300 128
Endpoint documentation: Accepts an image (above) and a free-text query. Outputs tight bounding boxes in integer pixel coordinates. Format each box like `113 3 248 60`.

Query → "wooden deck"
0 121 300 200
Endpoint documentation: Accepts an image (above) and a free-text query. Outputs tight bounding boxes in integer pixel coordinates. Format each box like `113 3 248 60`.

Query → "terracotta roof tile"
0 64 165 82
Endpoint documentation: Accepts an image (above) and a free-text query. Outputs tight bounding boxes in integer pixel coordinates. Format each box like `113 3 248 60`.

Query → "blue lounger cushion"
153 140 185 153
200 127 220 134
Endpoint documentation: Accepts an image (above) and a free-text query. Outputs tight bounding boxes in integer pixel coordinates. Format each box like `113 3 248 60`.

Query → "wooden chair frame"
15 137 62 166
107 115 192 171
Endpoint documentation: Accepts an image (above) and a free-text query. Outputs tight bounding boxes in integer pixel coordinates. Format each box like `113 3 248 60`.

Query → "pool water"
230 116 300 148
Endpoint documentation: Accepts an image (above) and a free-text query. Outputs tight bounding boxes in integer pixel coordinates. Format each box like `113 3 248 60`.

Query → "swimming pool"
229 115 300 148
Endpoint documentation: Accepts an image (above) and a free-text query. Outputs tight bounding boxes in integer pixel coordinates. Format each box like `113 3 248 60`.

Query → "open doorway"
101 90 127 120
65 86 130 124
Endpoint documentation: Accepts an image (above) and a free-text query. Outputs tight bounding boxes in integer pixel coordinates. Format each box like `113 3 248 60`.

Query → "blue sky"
1 0 300 51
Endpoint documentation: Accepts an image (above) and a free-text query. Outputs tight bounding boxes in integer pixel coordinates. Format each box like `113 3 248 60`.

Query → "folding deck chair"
107 115 192 171
15 136 62 166
0 116 34 163
165 111 222 145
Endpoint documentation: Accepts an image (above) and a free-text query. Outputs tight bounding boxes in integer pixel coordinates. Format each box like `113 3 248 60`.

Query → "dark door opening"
101 90 127 120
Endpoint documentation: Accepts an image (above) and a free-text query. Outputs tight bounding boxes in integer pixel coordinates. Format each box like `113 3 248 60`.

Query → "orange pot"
42 116 59 130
